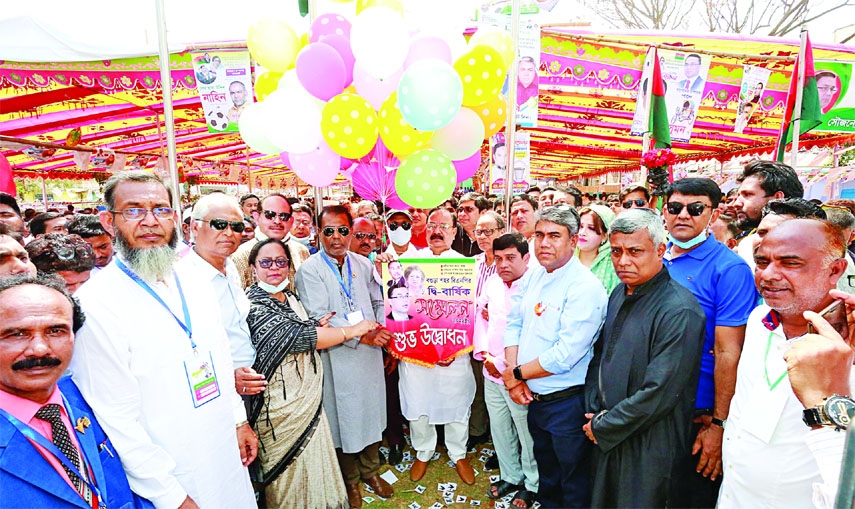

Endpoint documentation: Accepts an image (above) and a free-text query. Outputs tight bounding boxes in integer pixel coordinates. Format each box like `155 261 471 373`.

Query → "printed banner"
734 65 772 134
815 61 855 132
489 131 531 195
630 46 656 137
383 258 475 367
192 50 253 133
659 49 711 142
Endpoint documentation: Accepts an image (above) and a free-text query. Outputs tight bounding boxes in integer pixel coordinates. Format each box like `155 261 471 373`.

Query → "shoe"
410 459 429 481
466 433 488 450
363 474 394 499
345 482 362 509
455 458 476 485
485 454 499 471
388 444 404 465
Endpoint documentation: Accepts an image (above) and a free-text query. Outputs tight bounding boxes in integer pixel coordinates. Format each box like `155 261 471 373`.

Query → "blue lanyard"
115 258 195 349
321 251 354 307
0 400 105 508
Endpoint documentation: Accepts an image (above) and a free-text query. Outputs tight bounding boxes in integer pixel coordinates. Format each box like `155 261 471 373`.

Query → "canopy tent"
2 28 855 188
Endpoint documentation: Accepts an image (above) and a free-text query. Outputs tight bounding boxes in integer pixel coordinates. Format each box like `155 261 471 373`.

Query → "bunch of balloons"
239 0 514 208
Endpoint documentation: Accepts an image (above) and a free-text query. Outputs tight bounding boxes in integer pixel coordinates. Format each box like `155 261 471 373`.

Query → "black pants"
671 420 722 508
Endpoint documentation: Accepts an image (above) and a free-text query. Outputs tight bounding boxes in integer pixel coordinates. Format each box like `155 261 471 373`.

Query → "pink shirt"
0 386 84 491
473 273 520 384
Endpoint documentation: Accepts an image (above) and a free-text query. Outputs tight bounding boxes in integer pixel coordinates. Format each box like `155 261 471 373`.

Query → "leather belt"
531 385 584 402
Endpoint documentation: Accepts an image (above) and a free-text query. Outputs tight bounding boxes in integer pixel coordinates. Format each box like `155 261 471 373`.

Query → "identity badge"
184 351 221 408
346 309 365 325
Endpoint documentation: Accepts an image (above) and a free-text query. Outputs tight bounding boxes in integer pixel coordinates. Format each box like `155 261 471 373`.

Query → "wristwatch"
711 417 726 429
802 394 855 430
513 365 526 381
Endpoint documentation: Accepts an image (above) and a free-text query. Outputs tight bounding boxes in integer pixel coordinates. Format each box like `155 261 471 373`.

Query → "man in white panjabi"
70 172 256 509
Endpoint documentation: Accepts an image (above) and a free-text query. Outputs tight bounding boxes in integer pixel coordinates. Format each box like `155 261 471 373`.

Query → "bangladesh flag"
649 47 672 149
776 33 822 162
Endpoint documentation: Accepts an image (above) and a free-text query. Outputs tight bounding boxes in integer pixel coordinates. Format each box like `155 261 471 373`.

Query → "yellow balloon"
247 19 300 72
356 0 404 15
255 71 282 101
454 44 507 107
379 93 432 158
299 32 310 50
474 93 508 138
322 93 379 159
470 30 515 72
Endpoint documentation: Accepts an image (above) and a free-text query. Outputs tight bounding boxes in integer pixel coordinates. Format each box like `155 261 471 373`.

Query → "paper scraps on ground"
379 470 399 485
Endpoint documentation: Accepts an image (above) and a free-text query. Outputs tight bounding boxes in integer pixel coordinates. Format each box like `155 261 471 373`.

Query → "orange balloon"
473 93 507 137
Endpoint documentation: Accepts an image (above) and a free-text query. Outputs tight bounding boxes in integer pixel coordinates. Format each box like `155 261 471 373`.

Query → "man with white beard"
69 172 256 509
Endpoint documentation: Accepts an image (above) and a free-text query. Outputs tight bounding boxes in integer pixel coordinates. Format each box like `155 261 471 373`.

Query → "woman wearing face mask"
245 238 378 508
575 205 620 294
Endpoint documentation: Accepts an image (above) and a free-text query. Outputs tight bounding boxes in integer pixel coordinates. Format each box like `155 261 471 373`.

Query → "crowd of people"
0 159 853 509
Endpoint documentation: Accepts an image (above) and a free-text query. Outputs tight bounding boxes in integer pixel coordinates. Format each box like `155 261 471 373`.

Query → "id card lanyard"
0 400 106 508
321 251 355 310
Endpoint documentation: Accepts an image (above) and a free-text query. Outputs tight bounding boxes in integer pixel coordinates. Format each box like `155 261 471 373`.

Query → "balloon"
296 43 347 101
473 93 507 137
255 71 282 101
321 34 356 86
431 108 485 161
452 151 481 183
0 154 15 195
397 59 463 131
239 102 283 155
309 13 351 43
321 93 379 159
247 19 300 72
354 63 402 110
356 0 404 16
454 44 506 107
395 149 457 208
469 29 514 71
351 161 396 202
378 93 432 158
278 69 299 90
289 141 341 187
350 6 409 79
385 194 409 209
404 35 452 68
264 90 323 154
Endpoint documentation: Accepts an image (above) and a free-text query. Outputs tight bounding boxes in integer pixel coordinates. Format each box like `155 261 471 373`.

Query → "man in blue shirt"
662 178 758 508
502 205 608 508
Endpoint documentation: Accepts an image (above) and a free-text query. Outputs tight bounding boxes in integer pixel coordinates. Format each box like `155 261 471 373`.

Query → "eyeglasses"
622 199 647 209
474 228 498 236
390 294 410 300
201 218 245 232
293 219 312 227
457 206 477 214
388 221 411 231
666 202 712 216
262 210 292 222
256 257 289 269
111 207 173 221
353 232 377 240
426 223 453 231
322 226 351 237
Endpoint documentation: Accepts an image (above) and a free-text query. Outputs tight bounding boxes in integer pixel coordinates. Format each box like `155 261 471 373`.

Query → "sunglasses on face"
257 257 289 269
353 232 377 240
262 210 292 222
666 202 711 216
202 218 245 232
622 199 647 209
388 221 412 231
322 226 351 237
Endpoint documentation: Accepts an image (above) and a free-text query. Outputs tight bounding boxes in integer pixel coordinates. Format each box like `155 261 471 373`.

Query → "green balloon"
395 149 457 209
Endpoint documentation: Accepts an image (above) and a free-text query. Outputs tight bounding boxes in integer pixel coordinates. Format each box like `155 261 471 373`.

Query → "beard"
114 228 178 283
736 214 760 231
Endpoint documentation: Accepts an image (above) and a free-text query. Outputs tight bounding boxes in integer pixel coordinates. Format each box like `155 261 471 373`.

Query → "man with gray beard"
69 172 256 509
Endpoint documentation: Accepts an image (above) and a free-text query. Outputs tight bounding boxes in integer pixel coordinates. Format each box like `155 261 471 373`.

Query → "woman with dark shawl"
246 238 378 508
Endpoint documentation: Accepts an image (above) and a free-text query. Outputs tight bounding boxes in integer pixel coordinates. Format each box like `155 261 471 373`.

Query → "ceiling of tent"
2 28 855 186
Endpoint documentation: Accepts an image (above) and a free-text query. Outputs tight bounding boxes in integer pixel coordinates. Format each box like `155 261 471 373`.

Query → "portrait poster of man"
734 65 772 134
489 132 531 195
383 258 476 367
630 46 656 137
814 61 855 133
192 50 253 133
659 49 711 142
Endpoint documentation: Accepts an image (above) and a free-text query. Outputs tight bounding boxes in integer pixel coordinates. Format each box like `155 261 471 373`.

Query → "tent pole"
245 148 253 194
309 0 324 220
41 176 48 210
790 27 808 168
154 0 182 239
155 112 165 157
502 0 522 231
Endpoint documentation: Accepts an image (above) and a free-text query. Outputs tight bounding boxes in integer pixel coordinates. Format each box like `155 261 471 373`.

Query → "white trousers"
410 415 469 463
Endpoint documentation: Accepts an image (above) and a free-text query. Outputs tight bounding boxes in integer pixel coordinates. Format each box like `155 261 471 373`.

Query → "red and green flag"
648 47 672 150
776 33 822 162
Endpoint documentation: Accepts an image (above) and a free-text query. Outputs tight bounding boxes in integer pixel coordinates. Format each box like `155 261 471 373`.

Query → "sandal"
486 480 523 500
511 489 537 509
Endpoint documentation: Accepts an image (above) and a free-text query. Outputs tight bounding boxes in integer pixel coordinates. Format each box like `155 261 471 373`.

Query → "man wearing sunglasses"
350 217 379 260
618 184 651 210
231 193 310 292
662 178 758 508
384 210 419 258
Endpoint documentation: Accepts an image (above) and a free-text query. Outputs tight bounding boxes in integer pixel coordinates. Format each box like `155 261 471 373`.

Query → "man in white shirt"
384 210 419 258
70 171 256 509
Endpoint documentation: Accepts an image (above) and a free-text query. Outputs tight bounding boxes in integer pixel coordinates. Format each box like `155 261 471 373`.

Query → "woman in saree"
246 238 378 508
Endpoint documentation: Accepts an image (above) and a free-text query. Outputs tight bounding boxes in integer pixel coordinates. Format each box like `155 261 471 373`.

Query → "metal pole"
155 112 165 157
41 176 48 210
790 28 808 167
309 0 324 220
154 0 183 239
502 0 522 232
245 148 253 194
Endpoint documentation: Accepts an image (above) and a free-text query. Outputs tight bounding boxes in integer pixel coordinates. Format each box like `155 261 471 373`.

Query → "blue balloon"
396 59 463 131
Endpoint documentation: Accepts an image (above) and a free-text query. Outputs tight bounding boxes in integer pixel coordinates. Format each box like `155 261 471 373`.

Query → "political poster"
734 65 772 134
814 61 855 133
383 258 475 367
489 131 531 195
630 46 656 137
192 50 253 133
659 49 711 142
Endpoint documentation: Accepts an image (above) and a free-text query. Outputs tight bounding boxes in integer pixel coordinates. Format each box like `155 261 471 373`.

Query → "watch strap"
513 365 525 381
711 417 726 429
802 407 826 428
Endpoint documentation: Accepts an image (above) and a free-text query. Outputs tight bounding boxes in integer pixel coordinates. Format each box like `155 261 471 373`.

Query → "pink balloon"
309 13 351 43
321 34 355 87
404 35 452 69
289 142 341 187
385 194 409 209
0 154 15 196
353 63 403 110
453 151 481 183
352 162 397 202
279 152 290 167
296 43 346 101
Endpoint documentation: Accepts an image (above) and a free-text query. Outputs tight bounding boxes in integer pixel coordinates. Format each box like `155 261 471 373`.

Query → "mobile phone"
807 299 849 341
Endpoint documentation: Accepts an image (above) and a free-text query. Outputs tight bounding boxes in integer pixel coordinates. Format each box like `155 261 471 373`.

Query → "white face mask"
388 227 412 246
292 235 311 247
257 278 289 294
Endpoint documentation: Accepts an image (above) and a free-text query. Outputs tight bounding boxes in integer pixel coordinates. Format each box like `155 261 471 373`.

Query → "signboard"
489 131 530 195
660 49 711 142
734 65 772 134
815 61 855 133
192 50 253 133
